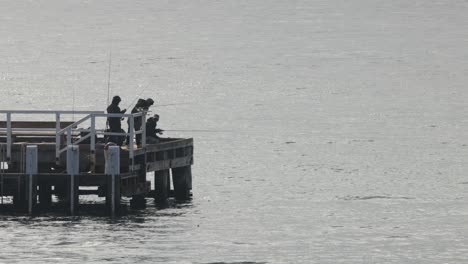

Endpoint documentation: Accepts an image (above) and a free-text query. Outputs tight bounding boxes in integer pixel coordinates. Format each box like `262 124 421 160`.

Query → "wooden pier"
0 110 193 216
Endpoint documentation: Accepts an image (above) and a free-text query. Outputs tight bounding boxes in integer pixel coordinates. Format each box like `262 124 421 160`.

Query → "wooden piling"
154 169 169 203
26 145 38 214
13 181 25 209
129 153 147 209
172 166 192 200
67 145 79 215
130 195 146 209
38 184 52 207
54 183 67 201
106 145 120 217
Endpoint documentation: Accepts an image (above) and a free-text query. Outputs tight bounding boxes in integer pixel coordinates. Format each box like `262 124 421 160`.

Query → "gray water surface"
0 0 468 263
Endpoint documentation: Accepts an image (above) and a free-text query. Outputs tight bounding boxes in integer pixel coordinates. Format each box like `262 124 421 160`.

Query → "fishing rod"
128 102 192 111
106 51 112 107
162 129 233 133
157 102 192 107
125 82 152 110
125 87 191 110
105 51 112 129
72 84 75 122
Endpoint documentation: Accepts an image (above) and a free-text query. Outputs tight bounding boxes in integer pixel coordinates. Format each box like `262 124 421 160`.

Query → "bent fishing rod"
162 129 233 133
125 82 152 110
106 51 112 107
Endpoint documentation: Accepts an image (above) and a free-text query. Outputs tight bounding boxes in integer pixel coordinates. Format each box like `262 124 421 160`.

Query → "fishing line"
105 51 112 129
106 51 112 107
163 129 233 133
158 102 192 107
72 84 75 121
125 82 151 110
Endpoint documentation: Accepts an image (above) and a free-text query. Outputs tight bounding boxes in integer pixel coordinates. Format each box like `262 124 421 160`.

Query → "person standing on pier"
126 98 154 147
106 95 126 145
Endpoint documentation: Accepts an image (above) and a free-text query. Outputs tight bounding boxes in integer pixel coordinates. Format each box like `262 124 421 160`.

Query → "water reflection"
0 196 194 222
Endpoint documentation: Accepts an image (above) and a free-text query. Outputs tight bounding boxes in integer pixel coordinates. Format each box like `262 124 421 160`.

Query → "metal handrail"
0 128 59 132
1 110 146 173
57 115 92 135
0 110 101 162
0 110 101 114
55 111 146 172
57 112 142 135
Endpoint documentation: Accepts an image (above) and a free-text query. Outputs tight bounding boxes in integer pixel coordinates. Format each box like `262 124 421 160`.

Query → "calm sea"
0 0 467 263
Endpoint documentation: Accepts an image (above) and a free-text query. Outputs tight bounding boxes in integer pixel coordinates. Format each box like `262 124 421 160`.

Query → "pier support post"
39 184 52 208
6 113 11 162
54 183 67 201
171 166 192 200
26 145 38 215
90 114 96 173
130 195 146 209
130 153 147 209
154 170 169 203
13 178 26 209
106 146 120 217
67 145 79 215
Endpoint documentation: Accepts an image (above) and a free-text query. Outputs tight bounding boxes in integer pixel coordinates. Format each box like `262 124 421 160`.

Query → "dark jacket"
107 98 125 131
129 99 150 130
145 117 159 138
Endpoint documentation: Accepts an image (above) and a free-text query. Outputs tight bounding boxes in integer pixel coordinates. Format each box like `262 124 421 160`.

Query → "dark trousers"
126 127 142 146
107 127 125 146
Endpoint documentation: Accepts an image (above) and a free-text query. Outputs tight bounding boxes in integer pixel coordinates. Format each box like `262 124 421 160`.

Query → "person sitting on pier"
146 114 164 144
127 98 154 147
106 95 126 146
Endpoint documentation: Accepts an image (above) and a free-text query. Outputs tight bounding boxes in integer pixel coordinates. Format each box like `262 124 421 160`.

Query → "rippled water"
1 0 468 263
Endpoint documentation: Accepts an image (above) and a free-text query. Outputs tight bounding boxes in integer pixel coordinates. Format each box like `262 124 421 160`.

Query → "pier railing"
56 112 146 172
0 110 147 172
0 110 102 162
